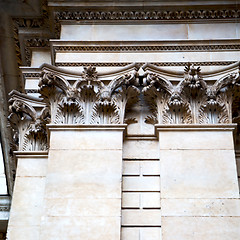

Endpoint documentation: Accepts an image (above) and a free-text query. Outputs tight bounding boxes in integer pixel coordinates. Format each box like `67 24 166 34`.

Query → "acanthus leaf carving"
163 92 192 124
38 65 140 125
143 63 240 125
8 96 49 152
143 74 173 124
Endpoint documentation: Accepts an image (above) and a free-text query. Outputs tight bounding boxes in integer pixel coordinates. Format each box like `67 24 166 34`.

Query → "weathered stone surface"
123 176 160 192
122 227 161 240
162 217 240 240
122 192 161 209
160 149 239 198
122 210 161 226
123 140 159 159
40 126 125 240
162 198 240 217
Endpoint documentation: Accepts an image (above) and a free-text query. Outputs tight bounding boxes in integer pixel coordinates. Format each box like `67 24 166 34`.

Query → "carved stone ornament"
38 64 140 125
9 62 240 151
142 62 240 124
8 91 49 151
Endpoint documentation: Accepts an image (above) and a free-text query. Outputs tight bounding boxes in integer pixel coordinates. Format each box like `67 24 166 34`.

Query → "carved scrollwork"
9 62 240 153
8 96 49 151
39 66 139 125
143 63 240 125
143 74 173 124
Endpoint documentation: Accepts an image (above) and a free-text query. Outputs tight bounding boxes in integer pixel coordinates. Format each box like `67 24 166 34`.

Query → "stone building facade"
0 1 240 239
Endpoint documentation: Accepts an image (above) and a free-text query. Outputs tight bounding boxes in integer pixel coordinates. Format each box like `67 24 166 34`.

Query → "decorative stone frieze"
55 9 240 22
39 64 140 125
143 62 240 124
8 91 49 151
53 45 240 53
55 61 236 67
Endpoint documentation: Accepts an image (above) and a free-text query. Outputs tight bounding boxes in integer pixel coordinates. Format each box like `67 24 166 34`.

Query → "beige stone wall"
39 125 125 240
158 125 240 240
7 152 48 240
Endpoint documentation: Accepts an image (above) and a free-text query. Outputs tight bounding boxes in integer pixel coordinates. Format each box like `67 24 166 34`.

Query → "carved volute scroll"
9 62 240 152
8 91 49 151
143 62 240 125
38 64 140 125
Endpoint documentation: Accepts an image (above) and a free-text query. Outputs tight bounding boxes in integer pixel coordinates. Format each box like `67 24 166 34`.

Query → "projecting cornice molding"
54 9 240 22
9 62 240 151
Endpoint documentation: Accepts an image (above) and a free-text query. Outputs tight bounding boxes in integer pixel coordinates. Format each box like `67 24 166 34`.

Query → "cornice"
47 124 127 131
55 61 236 67
54 9 240 23
142 61 240 77
40 62 139 78
13 151 48 158
53 44 240 52
24 38 50 66
12 15 50 66
52 8 240 40
155 124 237 132
48 1 240 7
11 7 240 68
9 90 45 106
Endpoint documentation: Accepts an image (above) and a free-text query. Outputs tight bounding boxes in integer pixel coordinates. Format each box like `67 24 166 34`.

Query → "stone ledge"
155 123 237 132
13 151 48 158
47 124 127 131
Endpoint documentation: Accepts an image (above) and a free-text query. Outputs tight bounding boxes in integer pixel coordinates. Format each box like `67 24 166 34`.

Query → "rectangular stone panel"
141 161 160 176
122 193 140 209
7 226 41 240
122 210 161 226
8 177 45 227
60 23 240 41
162 217 240 240
50 130 123 150
55 51 240 65
122 227 161 240
45 149 122 199
122 192 161 209
60 24 188 41
123 161 140 176
160 150 239 198
123 140 159 159
123 176 160 192
16 157 47 177
158 130 234 150
40 216 120 240
45 198 121 217
123 160 160 176
141 192 161 209
162 198 240 216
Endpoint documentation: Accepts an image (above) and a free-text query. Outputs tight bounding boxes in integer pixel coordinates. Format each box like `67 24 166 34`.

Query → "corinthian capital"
38 64 140 125
8 91 49 151
142 62 240 125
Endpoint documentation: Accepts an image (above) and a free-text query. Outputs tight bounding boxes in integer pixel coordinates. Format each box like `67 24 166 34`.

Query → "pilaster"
7 152 48 240
156 124 240 240
39 124 126 240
